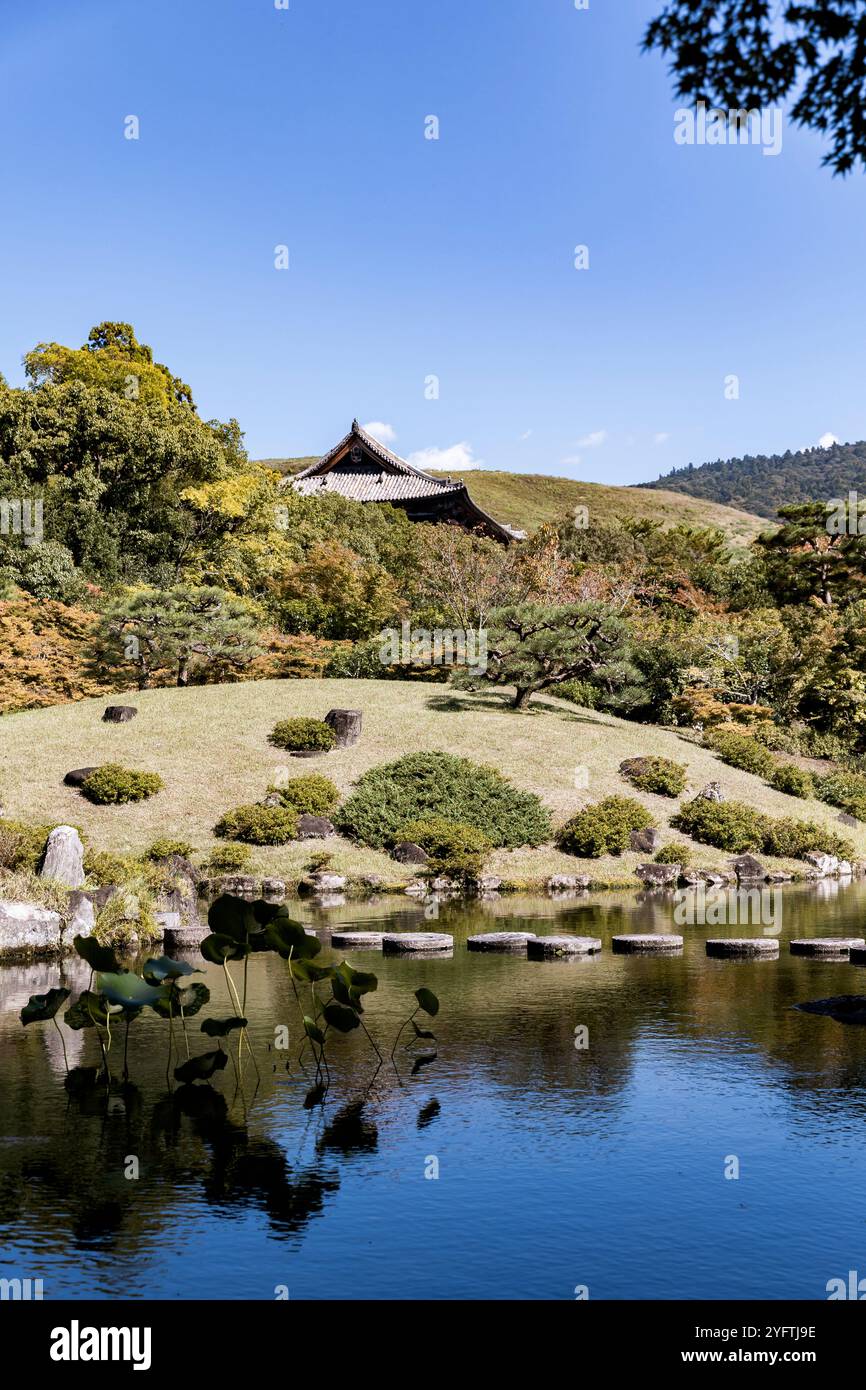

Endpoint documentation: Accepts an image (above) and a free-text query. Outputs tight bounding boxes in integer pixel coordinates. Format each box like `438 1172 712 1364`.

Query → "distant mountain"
642 440 866 520
258 458 765 545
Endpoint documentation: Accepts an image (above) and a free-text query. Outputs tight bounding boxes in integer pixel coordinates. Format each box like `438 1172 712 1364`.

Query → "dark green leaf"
323 1001 361 1033
96 972 167 1010
201 1016 247 1037
415 987 439 1018
290 959 334 984
265 919 321 961
200 933 246 964
20 987 70 1025
174 1049 229 1084
410 1019 437 1041
303 1015 326 1045
142 955 200 984
65 991 111 1030
74 935 121 973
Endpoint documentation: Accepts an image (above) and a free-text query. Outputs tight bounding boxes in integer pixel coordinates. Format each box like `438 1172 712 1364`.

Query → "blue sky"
2 0 865 485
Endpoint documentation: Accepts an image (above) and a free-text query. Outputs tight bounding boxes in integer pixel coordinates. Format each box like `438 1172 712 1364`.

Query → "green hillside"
258 459 766 545
643 440 866 520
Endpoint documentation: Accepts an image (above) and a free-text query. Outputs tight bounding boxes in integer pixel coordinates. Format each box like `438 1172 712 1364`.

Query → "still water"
2 882 866 1301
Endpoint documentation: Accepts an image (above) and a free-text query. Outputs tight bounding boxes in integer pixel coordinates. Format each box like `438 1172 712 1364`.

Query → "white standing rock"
38 826 85 888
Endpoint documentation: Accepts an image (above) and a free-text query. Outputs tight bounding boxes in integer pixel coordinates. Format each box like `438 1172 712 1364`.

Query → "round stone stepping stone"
330 931 384 949
164 924 209 949
527 936 602 959
467 932 537 952
612 934 683 953
706 939 779 958
790 937 865 958
382 933 453 953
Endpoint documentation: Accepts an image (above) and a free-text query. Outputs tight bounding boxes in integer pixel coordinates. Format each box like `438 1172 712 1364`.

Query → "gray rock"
63 767 99 788
38 826 85 888
467 932 536 952
839 812 859 827
0 900 64 958
164 923 210 950
472 874 503 894
766 870 794 883
527 935 602 959
430 876 462 894
154 911 181 934
298 872 347 897
382 932 453 953
330 931 384 949
261 877 286 902
706 938 779 957
698 782 725 802
102 705 138 722
790 937 865 957
296 814 336 839
404 880 428 897
355 874 383 892
324 708 362 747
218 875 258 898
728 854 767 882
612 934 683 953
803 851 839 877
629 827 661 853
261 792 283 808
838 860 854 877
392 841 429 865
635 862 680 888
67 891 95 940
545 874 591 896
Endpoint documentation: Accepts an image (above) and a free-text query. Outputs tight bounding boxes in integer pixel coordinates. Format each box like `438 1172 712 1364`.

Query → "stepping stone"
330 931 384 949
467 932 537 952
706 939 779 958
612 934 683 953
164 924 209 949
847 946 866 965
790 938 866 958
382 933 453 954
527 936 602 959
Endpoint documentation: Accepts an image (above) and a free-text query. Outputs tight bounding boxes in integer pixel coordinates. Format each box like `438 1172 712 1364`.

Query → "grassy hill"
643 439 866 520
1 679 858 888
259 459 767 546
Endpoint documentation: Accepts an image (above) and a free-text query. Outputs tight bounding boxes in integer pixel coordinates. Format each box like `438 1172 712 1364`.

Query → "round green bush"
207 843 254 873
269 718 336 752
655 842 692 866
815 769 866 821
81 764 164 805
769 764 815 799
705 732 776 778
672 798 769 853
0 818 54 872
145 837 193 861
620 756 688 797
556 796 655 858
336 751 551 849
398 816 491 879
268 773 340 816
214 803 298 845
763 817 854 861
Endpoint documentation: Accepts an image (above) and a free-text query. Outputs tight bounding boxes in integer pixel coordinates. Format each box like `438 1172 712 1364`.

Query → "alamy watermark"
674 101 783 158
674 884 782 935
0 497 43 545
379 620 487 675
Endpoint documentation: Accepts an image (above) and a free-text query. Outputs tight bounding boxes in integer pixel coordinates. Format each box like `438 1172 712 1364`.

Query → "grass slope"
258 459 766 545
1 680 859 888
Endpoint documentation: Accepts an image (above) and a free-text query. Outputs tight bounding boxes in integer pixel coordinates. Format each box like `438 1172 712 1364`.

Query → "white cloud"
575 429 607 448
653 432 670 445
409 441 483 472
560 455 583 468
363 420 396 444
818 431 839 449
519 429 533 441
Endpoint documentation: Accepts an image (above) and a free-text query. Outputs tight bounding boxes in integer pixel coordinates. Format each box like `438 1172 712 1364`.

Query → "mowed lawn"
1 679 861 886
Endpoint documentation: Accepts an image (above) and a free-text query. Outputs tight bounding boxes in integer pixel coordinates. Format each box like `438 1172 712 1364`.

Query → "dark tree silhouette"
644 1 866 175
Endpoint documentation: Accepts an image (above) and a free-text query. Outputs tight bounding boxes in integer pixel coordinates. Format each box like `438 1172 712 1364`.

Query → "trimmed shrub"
763 818 854 861
268 773 340 816
815 769 866 822
557 796 655 858
0 818 53 872
145 837 193 862
672 798 769 853
398 816 491 879
620 756 687 797
555 679 602 710
769 764 815 799
81 764 163 805
704 732 776 778
84 848 142 887
214 803 298 845
206 843 254 873
337 751 551 849
269 717 336 752
655 842 692 866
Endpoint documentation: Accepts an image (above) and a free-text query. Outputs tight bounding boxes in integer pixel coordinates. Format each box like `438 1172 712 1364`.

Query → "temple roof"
290 420 524 541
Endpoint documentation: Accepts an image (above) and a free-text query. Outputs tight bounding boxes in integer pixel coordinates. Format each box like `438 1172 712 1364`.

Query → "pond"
2 881 866 1301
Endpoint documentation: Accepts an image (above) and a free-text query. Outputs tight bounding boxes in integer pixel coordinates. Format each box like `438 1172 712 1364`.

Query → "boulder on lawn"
392 841 429 866
324 708 362 747
698 782 725 802
261 877 286 902
38 826 85 888
838 812 859 827
629 827 660 854
102 705 137 723
635 862 680 888
728 853 767 883
803 851 839 877
63 767 99 788
0 900 64 958
545 874 591 896
298 872 347 898
67 891 95 940
296 814 336 839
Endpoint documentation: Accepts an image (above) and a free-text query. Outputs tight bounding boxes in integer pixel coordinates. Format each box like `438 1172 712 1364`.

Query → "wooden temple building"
289 420 523 543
